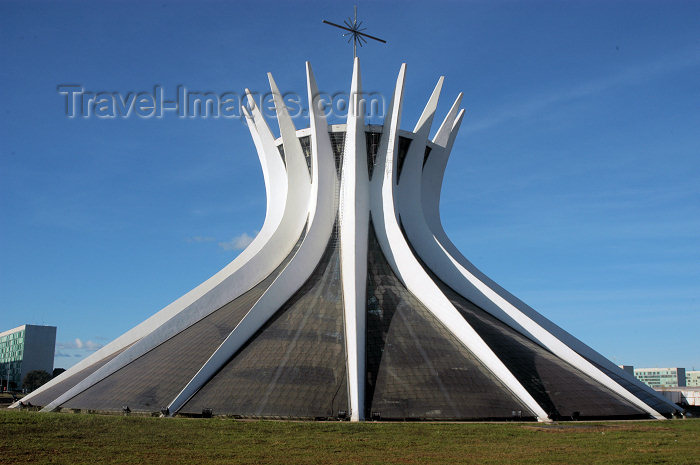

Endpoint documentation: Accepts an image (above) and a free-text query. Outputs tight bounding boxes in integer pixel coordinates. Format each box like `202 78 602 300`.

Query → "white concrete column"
369 64 550 422
339 57 370 421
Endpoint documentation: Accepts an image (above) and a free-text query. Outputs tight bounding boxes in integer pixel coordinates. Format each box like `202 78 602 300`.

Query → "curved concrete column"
369 64 550 422
422 105 668 419
36 73 312 413
408 96 667 420
339 57 370 421
165 63 337 415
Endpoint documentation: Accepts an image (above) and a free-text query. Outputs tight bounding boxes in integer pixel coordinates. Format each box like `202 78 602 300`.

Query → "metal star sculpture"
323 6 386 57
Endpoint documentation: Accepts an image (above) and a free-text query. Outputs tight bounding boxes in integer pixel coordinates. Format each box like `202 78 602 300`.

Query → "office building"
686 371 700 387
0 324 56 390
634 368 686 388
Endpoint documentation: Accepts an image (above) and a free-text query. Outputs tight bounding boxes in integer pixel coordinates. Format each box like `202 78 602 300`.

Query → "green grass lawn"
0 409 698 464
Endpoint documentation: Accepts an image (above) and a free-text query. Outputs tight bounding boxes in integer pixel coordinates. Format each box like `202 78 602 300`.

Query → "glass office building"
0 325 56 390
685 371 700 387
634 368 687 388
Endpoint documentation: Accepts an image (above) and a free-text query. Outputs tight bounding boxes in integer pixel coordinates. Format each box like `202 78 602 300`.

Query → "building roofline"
0 325 27 338
0 324 57 338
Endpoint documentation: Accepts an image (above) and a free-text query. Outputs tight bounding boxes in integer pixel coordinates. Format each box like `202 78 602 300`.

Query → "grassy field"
0 409 698 464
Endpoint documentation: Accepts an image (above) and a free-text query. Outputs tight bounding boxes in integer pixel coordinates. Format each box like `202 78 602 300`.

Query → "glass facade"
365 224 534 420
365 131 381 178
434 280 648 420
399 228 651 420
328 131 346 177
584 360 677 417
276 130 427 182
62 229 306 413
181 227 347 419
1 325 55 391
422 146 432 168
276 136 313 176
276 132 344 178
299 135 312 176
634 368 686 388
395 136 412 183
29 345 131 407
181 157 346 419
0 329 25 388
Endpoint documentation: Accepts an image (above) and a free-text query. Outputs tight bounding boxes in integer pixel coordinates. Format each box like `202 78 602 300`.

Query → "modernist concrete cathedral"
16 60 679 421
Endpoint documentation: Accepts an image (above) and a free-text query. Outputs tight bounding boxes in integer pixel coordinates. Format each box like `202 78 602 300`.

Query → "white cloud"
54 338 106 369
56 340 79 349
56 338 104 351
84 340 103 350
218 232 255 251
187 236 215 243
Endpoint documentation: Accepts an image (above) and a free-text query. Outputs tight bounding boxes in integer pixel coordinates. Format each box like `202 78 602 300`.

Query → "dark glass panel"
61 230 305 413
401 236 651 421
422 146 432 168
28 345 132 408
438 281 648 420
299 135 312 177
365 131 381 178
181 226 347 419
398 217 652 420
365 223 534 421
328 131 346 177
396 136 412 183
580 357 678 418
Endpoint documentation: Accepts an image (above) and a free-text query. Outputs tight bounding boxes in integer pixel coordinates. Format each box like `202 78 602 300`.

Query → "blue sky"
1 0 698 370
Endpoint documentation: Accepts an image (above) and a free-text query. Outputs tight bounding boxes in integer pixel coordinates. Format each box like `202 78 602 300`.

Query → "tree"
23 370 52 392
52 368 66 378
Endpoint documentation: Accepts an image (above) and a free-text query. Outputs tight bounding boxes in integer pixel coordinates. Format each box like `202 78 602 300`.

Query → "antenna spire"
323 5 387 58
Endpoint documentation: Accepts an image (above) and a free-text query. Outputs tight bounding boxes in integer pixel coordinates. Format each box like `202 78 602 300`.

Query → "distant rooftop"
0 324 57 338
